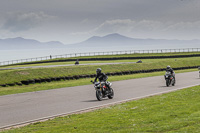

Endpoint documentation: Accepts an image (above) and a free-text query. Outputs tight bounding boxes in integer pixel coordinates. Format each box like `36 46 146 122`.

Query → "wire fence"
0 48 199 66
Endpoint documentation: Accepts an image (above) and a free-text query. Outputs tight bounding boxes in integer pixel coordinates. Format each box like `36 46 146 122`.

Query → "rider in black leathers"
94 68 110 91
166 65 175 80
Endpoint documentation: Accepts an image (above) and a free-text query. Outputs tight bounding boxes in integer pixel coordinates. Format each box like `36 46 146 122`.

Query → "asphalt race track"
0 71 199 129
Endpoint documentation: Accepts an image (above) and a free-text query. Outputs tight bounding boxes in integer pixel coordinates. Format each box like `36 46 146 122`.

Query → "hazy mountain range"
0 33 200 50
0 37 64 50
70 33 200 48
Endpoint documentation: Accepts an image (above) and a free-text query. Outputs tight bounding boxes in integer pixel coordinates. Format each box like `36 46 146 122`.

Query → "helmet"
167 65 171 69
96 68 102 74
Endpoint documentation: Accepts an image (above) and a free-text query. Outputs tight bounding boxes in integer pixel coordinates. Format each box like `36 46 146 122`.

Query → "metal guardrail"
0 48 199 66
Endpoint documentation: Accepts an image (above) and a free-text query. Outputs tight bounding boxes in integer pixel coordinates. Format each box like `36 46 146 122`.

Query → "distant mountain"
69 33 135 47
68 33 200 48
0 37 65 50
1 34 200 50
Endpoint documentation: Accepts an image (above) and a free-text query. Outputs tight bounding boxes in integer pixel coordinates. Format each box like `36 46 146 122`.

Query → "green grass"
2 85 200 133
0 60 137 69
0 57 200 85
0 69 197 96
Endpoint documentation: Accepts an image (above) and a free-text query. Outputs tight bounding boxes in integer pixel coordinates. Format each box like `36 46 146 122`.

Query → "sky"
0 0 200 44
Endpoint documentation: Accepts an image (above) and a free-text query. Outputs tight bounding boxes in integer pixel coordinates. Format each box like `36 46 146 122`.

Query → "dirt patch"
17 71 30 75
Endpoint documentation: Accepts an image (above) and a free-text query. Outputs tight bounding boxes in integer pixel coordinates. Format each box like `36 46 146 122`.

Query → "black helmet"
167 65 171 69
96 68 101 74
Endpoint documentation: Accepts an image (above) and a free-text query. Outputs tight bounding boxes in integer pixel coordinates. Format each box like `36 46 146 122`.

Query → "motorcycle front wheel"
172 78 175 86
166 79 170 87
96 90 103 101
108 88 114 99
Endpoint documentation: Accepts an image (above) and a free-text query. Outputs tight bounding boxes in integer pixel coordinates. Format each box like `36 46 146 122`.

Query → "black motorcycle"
75 59 79 65
164 71 175 87
91 80 114 101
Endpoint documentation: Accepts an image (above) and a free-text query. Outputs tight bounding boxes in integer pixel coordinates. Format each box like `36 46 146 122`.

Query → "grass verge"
0 57 200 85
2 85 200 133
0 69 197 96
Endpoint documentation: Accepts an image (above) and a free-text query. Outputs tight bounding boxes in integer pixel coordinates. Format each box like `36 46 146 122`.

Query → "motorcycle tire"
166 79 170 87
108 88 114 99
172 79 175 86
96 90 103 101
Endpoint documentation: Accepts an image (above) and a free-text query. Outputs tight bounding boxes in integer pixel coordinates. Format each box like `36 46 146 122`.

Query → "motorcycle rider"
94 68 110 92
166 65 175 80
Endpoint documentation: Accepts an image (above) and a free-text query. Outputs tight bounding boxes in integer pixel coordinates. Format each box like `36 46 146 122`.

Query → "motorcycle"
75 59 79 65
198 67 200 78
91 80 114 101
164 71 175 87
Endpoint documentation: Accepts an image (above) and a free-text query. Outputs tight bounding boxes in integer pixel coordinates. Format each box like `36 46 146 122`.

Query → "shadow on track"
82 99 109 102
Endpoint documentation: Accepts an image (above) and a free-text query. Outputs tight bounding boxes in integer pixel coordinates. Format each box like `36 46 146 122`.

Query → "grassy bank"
0 57 200 85
2 85 200 133
0 69 197 96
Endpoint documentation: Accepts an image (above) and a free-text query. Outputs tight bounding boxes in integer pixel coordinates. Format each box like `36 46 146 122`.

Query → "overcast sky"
0 0 200 44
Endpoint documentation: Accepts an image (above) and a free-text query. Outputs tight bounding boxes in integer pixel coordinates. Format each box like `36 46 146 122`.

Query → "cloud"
72 19 165 36
73 19 200 40
95 19 164 33
165 21 200 31
1 12 56 32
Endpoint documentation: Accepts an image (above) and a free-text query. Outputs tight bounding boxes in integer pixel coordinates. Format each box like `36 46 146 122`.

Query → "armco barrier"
0 66 199 87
